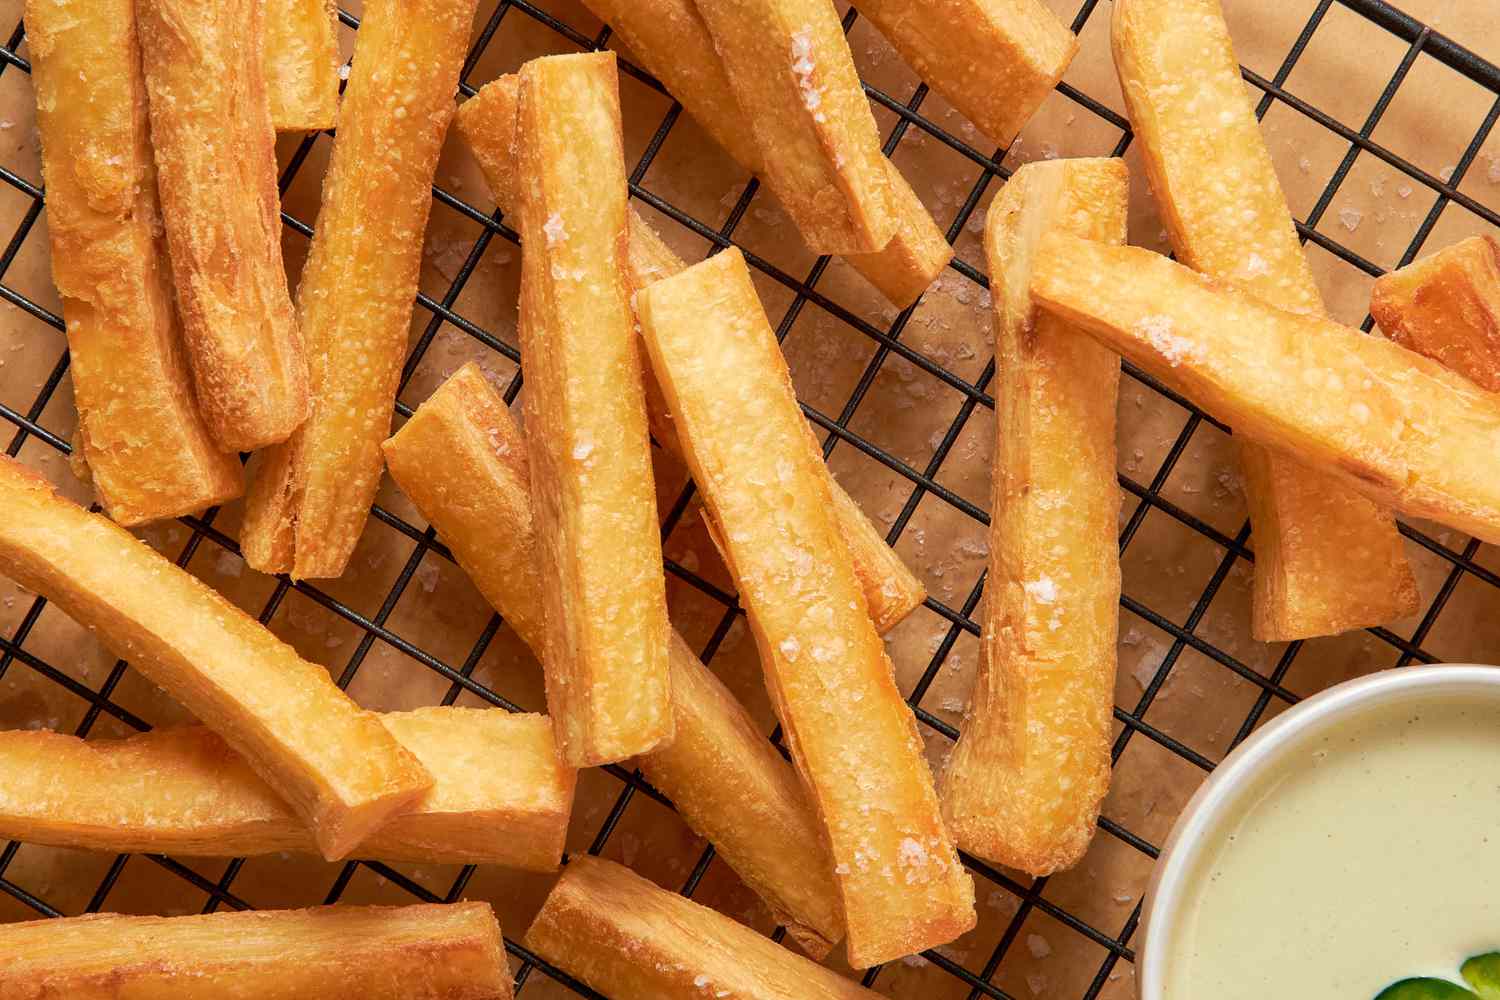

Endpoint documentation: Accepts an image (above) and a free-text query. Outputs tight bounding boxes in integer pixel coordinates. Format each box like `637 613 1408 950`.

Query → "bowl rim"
1137 662 1500 999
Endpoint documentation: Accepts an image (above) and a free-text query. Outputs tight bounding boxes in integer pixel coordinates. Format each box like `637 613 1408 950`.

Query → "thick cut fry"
693 0 896 255
23 0 240 525
0 709 573 868
240 0 477 579
1032 233 1500 545
455 75 925 633
939 159 1124 876
514 52 672 767
637 249 975 968
267 0 340 131
138 0 309 453
0 458 431 860
853 0 1077 146
383 363 844 956
1112 0 1417 640
526 857 875 999
0 903 512 999
1371 236 1500 392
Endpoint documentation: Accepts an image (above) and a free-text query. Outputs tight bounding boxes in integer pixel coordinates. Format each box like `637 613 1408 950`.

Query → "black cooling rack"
0 0 1498 996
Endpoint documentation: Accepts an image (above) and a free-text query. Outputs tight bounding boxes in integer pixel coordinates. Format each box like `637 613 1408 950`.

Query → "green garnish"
1461 953 1500 1000
1375 979 1479 1000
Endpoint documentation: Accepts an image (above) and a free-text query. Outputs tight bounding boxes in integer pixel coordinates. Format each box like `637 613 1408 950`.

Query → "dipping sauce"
1164 697 1500 999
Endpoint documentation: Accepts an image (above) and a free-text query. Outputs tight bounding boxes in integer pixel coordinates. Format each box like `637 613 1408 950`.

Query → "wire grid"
0 0 1495 995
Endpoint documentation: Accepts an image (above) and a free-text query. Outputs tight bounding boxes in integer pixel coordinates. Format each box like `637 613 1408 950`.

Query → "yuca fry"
1371 236 1500 392
137 0 309 453
852 0 1077 146
1032 233 1500 545
0 458 430 860
454 75 926 633
693 0 896 255
637 249 975 968
0 902 512 999
938 159 1125 876
382 363 844 956
240 0 478 579
266 0 340 131
525 857 875 999
514 52 672 766
1112 0 1417 640
23 0 240 525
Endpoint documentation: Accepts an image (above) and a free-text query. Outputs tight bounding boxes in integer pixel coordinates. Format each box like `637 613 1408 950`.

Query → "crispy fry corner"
240 0 478 579
1112 0 1417 640
1371 235 1500 393
0 457 431 859
137 0 310 452
939 158 1125 876
637 248 974 968
525 857 873 999
0 903 513 998
23 0 241 525
267 0 340 131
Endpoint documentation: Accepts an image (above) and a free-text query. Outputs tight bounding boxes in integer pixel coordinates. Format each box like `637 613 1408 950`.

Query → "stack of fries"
3 0 1498 994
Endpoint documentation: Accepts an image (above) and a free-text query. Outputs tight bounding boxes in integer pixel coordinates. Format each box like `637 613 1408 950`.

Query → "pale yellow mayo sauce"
1165 697 1500 999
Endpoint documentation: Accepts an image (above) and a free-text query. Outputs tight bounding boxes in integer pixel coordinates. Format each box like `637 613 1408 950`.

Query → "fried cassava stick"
137 0 310 452
0 903 513 999
1112 0 1417 639
939 158 1124 876
637 248 975 967
383 363 844 955
0 458 431 859
1371 236 1500 392
240 0 479 578
267 0 340 131
23 0 241 525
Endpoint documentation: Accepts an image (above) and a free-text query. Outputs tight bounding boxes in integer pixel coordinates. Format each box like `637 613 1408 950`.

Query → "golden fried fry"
0 903 512 998
383 363 844 955
1033 233 1500 545
137 0 309 452
240 0 478 579
1371 236 1500 392
23 0 240 525
693 0 896 255
637 248 974 968
454 74 925 633
0 457 431 860
513 52 673 766
939 159 1124 876
853 0 1078 145
266 0 340 132
525 857 876 999
1112 0 1417 640
0 708 572 868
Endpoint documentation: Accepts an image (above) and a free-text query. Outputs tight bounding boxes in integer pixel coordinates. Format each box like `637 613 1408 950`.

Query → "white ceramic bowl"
1137 663 1500 999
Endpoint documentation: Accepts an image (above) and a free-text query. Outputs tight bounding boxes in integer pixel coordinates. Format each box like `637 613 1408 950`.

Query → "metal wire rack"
0 0 1497 996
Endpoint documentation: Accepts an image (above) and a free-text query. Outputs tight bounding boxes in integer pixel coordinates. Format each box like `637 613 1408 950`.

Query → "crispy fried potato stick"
526 857 876 999
23 0 240 525
240 0 478 579
0 903 513 999
1371 236 1500 392
0 458 431 860
1032 233 1500 545
513 52 673 767
267 0 340 131
853 0 1077 146
637 248 975 968
938 159 1124 876
577 0 948 304
0 709 572 869
693 0 896 255
137 0 309 453
383 363 844 956
454 76 925 632
1112 0 1417 640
